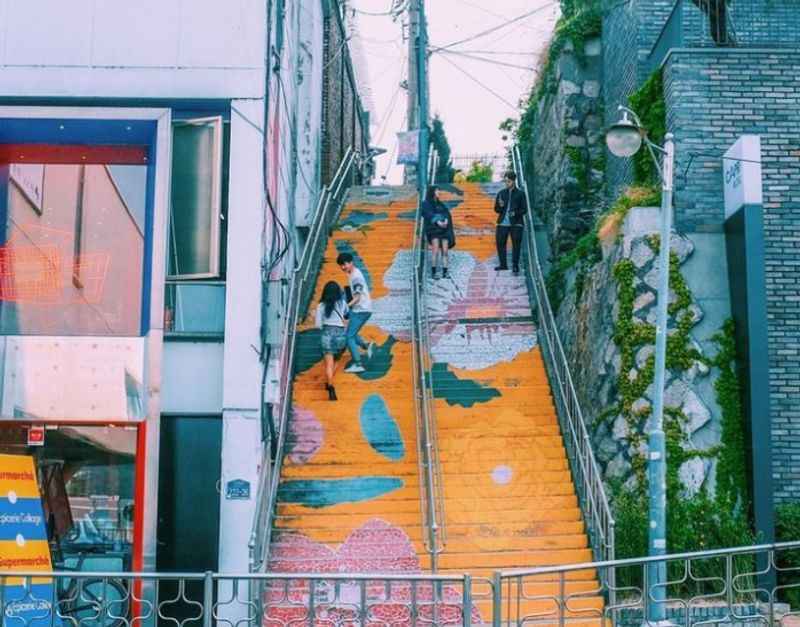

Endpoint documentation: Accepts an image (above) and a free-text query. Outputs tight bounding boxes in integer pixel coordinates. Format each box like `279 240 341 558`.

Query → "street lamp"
607 105 675 625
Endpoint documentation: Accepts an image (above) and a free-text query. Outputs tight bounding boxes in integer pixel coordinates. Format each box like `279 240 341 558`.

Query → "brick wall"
603 0 674 201
681 0 800 48
663 49 800 503
321 0 369 185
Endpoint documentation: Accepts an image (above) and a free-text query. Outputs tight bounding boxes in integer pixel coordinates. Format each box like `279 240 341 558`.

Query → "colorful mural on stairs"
267 183 595 623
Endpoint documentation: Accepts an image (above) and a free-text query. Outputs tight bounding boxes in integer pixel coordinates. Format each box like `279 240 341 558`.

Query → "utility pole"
404 0 429 193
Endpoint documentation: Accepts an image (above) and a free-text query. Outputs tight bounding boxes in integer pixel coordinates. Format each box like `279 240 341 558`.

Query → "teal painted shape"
340 210 389 228
277 477 404 508
294 329 322 375
346 336 397 381
360 394 405 460
334 240 372 289
428 362 501 407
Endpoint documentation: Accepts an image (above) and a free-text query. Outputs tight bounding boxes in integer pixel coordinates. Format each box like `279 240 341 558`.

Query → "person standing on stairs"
421 185 456 280
337 252 375 374
494 170 527 275
315 281 349 401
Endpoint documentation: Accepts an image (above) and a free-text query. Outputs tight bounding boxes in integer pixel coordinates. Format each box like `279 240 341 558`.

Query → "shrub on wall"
628 68 666 186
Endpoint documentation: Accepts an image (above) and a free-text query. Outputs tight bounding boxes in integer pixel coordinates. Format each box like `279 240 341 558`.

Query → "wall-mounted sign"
225 479 251 500
9 164 45 215
26 426 44 447
397 131 420 165
723 135 763 219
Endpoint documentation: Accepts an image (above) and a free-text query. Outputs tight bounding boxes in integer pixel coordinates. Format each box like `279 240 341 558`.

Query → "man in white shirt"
337 252 375 373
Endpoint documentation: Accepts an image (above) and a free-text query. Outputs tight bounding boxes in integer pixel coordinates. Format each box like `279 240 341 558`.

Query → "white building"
0 0 370 583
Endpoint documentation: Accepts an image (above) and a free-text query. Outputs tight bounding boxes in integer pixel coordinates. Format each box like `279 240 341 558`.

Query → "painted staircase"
264 183 601 625
431 182 601 621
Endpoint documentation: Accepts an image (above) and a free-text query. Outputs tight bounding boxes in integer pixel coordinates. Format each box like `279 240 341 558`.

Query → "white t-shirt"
348 267 372 313
315 300 348 328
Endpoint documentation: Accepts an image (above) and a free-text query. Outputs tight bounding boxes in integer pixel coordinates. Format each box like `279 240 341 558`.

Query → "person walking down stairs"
421 185 456 280
337 252 375 374
494 170 527 275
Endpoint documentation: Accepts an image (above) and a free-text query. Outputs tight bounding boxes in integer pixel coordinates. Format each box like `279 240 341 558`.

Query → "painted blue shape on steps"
360 394 405 460
340 210 388 228
277 477 404 508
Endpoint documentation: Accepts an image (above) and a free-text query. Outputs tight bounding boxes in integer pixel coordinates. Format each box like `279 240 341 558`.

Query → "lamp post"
606 105 675 625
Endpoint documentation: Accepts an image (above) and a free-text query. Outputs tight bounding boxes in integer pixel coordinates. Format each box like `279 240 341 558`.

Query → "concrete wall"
663 49 800 503
0 0 266 99
161 343 224 414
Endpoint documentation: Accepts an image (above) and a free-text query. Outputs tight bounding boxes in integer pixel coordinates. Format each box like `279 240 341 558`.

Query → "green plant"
464 160 493 183
430 114 456 183
628 68 666 186
776 502 800 608
545 185 660 311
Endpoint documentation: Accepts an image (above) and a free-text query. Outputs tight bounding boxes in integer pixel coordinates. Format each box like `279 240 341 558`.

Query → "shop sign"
225 479 250 501
723 135 763 219
27 426 45 447
0 454 54 625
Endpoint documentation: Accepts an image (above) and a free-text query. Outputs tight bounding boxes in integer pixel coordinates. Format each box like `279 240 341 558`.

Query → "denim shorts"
321 325 347 354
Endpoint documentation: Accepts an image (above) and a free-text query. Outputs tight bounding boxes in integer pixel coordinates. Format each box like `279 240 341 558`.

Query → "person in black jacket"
494 171 527 275
421 185 456 280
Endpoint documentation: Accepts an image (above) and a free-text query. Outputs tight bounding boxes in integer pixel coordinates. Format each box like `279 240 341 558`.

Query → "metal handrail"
411 147 446 571
512 145 616 582
248 147 359 574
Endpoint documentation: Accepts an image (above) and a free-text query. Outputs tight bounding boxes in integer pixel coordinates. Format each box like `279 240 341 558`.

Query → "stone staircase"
264 183 602 625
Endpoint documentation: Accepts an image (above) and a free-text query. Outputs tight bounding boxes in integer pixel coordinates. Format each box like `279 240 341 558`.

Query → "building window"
167 117 225 280
0 158 148 336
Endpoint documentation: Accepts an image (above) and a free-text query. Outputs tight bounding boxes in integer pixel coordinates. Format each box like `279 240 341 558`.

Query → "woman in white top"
315 281 349 401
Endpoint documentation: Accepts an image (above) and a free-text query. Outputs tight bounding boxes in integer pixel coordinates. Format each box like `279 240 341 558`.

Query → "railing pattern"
249 147 359 574
410 147 446 571
0 570 475 627
494 541 800 627
511 146 616 574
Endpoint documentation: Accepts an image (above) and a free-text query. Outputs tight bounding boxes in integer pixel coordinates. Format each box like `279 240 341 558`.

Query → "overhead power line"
430 2 557 53
436 49 539 72
437 54 519 111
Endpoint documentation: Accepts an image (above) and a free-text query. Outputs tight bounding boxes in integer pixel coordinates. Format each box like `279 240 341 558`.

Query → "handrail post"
492 571 502 627
203 571 213 627
463 574 472 627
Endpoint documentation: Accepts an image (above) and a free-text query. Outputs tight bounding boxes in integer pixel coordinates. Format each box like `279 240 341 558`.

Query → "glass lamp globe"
606 112 643 158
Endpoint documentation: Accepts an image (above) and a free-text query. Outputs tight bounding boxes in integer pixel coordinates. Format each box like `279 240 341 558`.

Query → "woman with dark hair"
315 281 349 400
421 185 456 279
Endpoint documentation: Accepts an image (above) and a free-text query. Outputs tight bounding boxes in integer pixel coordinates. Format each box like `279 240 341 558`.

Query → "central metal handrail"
512 145 616 590
249 147 359 574
411 147 446 571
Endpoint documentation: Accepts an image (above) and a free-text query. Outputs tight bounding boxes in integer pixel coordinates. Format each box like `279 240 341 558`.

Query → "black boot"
326 384 338 401
442 267 448 278
432 267 439 280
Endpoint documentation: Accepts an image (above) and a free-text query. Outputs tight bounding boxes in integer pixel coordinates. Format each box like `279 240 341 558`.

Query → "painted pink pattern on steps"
287 406 324 464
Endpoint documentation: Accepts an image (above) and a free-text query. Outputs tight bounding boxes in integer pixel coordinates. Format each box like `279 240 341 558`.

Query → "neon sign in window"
0 163 146 336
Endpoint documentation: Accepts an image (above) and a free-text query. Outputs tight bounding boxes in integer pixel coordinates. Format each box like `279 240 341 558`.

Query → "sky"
348 0 560 183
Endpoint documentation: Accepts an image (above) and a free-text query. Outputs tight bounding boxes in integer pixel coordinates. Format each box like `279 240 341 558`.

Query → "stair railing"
512 145 616 584
411 147 446 572
249 147 359 574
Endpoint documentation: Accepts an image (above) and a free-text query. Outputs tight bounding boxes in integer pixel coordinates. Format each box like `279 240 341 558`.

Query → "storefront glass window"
0 423 137 572
0 162 147 336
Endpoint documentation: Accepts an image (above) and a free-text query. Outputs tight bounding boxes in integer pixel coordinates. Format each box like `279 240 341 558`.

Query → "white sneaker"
366 341 375 360
344 363 366 373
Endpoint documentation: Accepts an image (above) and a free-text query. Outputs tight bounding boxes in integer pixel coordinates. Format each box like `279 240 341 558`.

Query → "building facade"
0 0 370 582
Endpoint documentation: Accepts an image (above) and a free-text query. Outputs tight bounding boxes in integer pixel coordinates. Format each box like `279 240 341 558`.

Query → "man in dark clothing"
494 170 527 275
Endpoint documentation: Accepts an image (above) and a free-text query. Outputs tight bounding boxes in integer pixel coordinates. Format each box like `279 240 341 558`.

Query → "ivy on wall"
609 240 753 562
628 68 666 186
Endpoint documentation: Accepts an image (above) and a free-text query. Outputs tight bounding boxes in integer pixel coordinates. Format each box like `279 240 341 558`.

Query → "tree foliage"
429 114 456 183
465 161 493 183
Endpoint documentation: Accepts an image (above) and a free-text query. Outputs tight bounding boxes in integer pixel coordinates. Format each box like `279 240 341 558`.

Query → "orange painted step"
438 548 594 570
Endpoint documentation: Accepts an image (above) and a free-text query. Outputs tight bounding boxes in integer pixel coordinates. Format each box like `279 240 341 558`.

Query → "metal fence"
511 145 616 578
5 541 800 627
649 0 800 70
410 147 447 571
248 147 359 574
494 541 800 627
0 571 475 627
